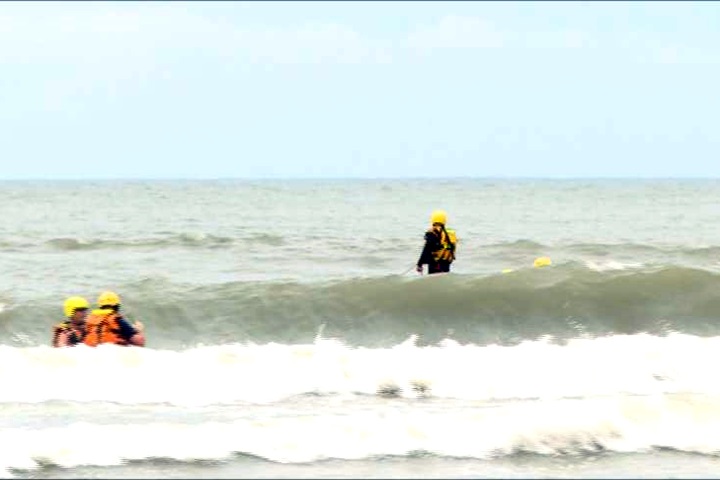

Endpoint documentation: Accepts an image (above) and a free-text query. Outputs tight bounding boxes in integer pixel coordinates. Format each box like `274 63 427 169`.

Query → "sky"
1 1 719 180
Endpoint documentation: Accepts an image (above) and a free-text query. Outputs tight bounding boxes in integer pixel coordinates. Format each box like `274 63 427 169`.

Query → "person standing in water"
52 296 90 347
416 209 458 275
83 291 145 347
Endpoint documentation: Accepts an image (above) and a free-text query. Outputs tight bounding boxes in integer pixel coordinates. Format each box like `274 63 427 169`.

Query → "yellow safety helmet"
430 209 447 225
97 291 121 308
64 296 90 318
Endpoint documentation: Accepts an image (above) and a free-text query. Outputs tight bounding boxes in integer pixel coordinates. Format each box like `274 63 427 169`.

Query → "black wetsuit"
416 228 453 274
113 316 140 343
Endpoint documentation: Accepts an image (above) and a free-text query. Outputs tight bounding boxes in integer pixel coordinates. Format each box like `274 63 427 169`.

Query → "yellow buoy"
533 256 552 268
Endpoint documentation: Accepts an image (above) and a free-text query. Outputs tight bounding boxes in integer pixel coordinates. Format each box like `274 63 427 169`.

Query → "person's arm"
117 317 146 347
416 231 436 273
131 321 146 347
54 330 71 347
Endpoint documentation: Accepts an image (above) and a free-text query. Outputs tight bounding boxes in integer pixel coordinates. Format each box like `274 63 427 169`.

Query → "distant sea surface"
3 178 720 478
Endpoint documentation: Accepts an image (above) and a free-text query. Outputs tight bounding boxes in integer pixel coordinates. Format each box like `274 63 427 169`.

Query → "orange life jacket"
83 309 128 347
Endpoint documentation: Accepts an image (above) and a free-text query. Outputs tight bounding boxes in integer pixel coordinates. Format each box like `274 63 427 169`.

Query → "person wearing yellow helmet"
83 291 145 347
416 209 458 275
52 296 90 347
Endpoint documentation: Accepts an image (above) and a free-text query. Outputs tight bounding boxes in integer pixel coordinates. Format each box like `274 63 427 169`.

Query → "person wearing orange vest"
52 296 90 347
83 291 145 347
416 209 458 275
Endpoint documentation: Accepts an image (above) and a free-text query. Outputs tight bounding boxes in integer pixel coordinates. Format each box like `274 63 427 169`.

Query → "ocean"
2 178 720 478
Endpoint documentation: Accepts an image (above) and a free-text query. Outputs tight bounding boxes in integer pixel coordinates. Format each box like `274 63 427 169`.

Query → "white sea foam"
4 333 720 476
584 260 645 272
3 390 720 476
1 333 719 406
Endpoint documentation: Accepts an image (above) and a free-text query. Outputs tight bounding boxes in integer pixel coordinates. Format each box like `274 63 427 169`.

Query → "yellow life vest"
432 228 458 263
52 321 85 347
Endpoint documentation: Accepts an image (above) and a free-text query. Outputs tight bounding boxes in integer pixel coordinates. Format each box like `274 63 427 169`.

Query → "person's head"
63 296 89 324
97 291 121 312
430 209 447 231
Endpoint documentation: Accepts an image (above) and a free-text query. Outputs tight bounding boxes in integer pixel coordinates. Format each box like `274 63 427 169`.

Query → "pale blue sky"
2 1 719 179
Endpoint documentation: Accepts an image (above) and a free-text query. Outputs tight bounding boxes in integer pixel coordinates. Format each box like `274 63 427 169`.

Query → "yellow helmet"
97 291 121 307
430 209 447 225
63 296 90 318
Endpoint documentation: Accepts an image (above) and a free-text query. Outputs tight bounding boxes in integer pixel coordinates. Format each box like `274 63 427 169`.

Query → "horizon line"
2 175 720 182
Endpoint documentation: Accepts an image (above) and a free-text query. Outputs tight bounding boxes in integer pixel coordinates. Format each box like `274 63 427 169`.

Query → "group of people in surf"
52 209 456 348
52 291 145 348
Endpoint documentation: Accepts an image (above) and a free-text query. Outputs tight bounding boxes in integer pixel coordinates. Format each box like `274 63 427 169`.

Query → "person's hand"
415 265 423 275
133 321 144 332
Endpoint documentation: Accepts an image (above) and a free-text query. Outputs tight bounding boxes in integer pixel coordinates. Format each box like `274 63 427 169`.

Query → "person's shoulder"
54 321 69 330
116 316 138 332
115 316 139 337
